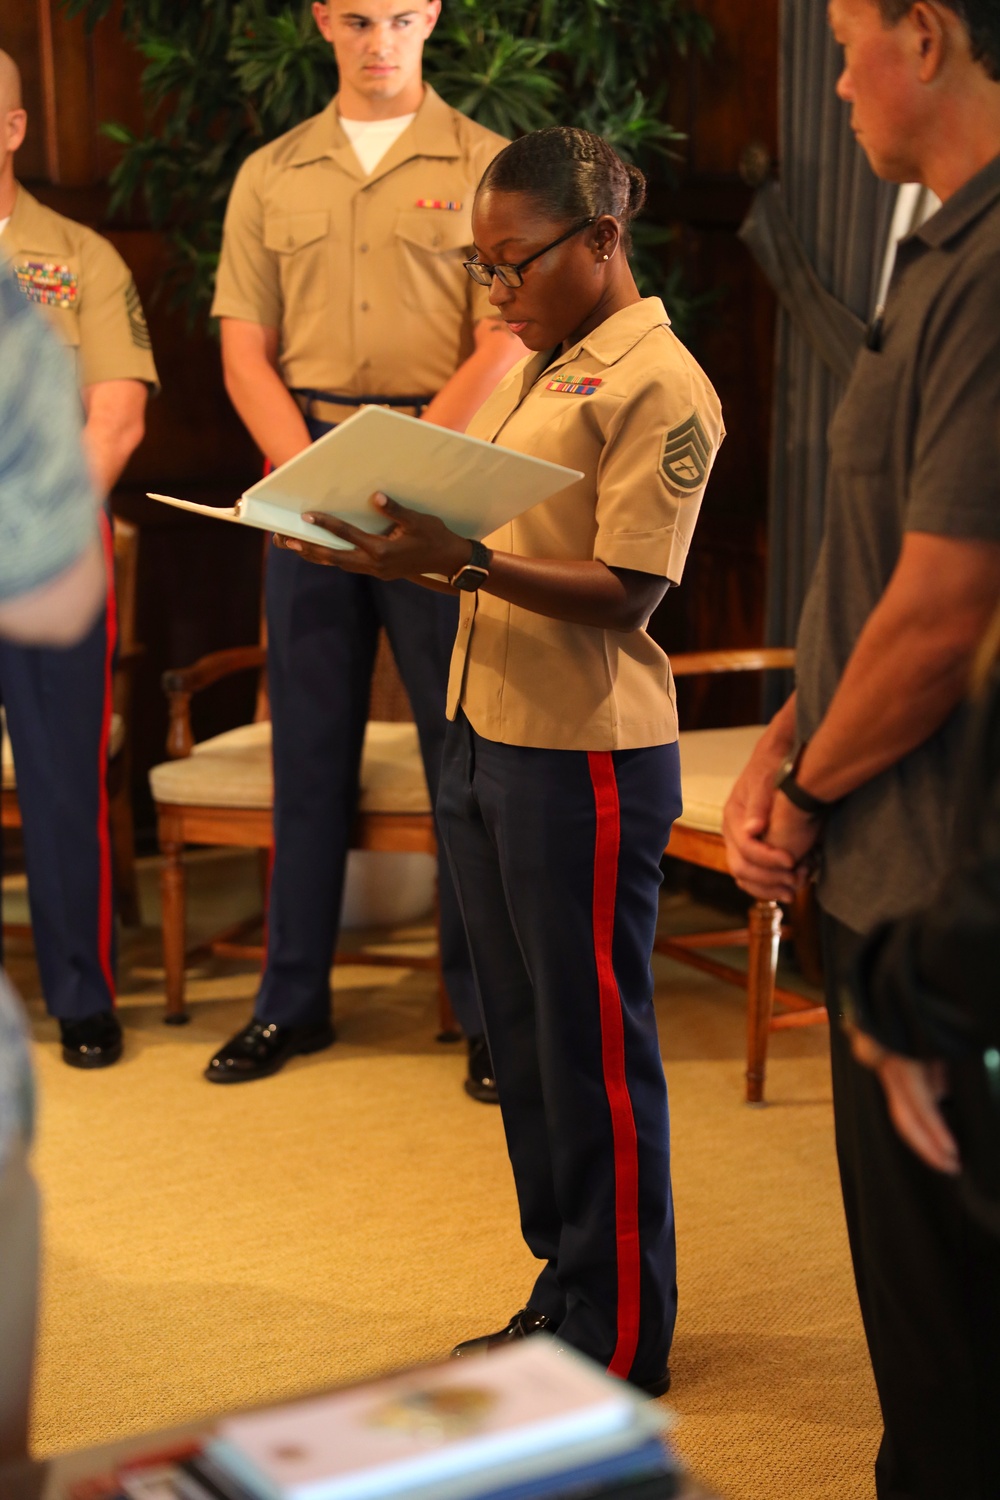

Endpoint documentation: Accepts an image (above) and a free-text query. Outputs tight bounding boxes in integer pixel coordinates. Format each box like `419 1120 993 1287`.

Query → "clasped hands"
722 744 960 1177
274 491 473 583
721 739 820 906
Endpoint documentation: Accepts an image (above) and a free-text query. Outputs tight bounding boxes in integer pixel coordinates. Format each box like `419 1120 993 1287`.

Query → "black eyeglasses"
463 217 597 288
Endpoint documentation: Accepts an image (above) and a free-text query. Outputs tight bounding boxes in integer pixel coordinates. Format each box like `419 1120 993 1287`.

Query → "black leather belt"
290 388 434 420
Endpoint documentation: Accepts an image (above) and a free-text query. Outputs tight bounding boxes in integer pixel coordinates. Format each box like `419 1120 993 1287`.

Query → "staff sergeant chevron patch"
661 410 711 493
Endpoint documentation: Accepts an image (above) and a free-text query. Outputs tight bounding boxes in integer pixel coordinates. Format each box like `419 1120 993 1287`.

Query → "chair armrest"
161 646 267 761
162 646 267 697
670 648 796 677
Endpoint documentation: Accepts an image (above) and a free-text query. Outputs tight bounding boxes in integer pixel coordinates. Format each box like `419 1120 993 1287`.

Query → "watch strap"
775 750 831 818
449 539 492 590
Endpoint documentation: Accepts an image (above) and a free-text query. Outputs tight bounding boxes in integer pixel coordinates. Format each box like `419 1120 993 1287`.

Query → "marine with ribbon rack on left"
0 50 159 1071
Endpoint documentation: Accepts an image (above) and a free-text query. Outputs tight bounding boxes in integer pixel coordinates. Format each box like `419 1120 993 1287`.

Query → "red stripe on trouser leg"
587 750 640 1379
96 511 118 1003
261 465 274 973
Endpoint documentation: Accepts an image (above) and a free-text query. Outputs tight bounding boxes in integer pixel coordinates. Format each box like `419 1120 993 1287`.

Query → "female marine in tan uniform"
281 127 723 1391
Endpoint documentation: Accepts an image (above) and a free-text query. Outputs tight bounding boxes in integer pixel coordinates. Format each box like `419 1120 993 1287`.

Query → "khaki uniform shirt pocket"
39 302 82 356
394 209 473 317
263 210 333 314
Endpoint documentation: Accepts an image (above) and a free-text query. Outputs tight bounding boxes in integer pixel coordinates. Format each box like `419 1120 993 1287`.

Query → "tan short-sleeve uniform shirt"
0 187 158 391
211 85 506 403
446 297 724 752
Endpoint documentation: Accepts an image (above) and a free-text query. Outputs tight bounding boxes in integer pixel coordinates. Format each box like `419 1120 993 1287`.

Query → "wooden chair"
657 648 827 1103
148 630 456 1034
1 516 143 931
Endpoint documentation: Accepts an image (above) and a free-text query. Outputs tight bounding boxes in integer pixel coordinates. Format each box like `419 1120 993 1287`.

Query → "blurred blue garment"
0 969 32 1173
0 259 97 604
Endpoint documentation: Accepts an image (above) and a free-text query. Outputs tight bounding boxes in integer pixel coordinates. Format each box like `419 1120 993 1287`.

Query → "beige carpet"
2 855 881 1498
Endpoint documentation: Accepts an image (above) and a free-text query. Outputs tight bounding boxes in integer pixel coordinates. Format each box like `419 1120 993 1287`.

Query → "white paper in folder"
148 405 582 551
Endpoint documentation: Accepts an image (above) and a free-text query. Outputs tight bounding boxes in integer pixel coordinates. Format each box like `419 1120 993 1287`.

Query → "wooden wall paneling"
646 0 780 730
90 0 146 180
36 0 98 185
668 0 779 179
0 8 46 181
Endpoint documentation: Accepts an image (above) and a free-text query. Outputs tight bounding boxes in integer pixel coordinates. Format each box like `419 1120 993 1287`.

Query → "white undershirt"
0 217 10 239
874 183 942 314
339 113 416 176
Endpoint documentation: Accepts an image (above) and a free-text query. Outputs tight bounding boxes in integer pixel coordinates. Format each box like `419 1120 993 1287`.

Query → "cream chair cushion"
148 719 431 815
676 724 768 835
2 712 125 792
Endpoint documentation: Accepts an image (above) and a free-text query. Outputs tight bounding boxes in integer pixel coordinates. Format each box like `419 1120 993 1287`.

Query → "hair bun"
624 163 647 221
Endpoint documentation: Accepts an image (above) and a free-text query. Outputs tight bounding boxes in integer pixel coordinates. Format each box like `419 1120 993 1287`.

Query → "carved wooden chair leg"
745 898 782 1104
160 838 189 1025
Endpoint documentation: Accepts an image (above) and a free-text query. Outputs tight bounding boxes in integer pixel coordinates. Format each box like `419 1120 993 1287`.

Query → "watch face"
775 756 796 788
454 566 488 592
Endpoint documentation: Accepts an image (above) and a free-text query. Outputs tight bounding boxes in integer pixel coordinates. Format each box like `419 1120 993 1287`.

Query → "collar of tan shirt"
481 296 672 439
287 83 463 184
2 186 75 256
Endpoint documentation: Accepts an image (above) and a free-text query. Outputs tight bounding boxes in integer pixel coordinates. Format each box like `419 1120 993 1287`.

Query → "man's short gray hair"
875 0 1000 81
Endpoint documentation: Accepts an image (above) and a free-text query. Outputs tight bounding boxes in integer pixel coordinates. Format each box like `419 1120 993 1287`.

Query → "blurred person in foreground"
0 257 104 1463
849 606 1000 1204
848 607 1000 1480
722 1 1000 1495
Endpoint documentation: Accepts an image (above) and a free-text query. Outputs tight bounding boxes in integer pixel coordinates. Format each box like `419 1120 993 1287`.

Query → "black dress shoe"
631 1368 671 1398
204 1018 335 1084
464 1033 500 1104
452 1306 558 1357
60 1011 123 1070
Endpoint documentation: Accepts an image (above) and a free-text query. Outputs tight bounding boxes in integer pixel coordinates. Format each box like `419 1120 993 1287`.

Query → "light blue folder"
149 405 582 552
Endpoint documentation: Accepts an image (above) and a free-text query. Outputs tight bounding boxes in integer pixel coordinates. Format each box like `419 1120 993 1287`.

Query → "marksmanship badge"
661 410 711 492
125 279 152 351
15 261 78 309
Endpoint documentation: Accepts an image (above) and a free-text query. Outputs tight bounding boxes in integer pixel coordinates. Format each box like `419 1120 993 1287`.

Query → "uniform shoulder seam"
241 110 329 174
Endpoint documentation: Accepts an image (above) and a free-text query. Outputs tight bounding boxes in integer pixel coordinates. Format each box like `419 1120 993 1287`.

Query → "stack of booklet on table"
110 1340 680 1500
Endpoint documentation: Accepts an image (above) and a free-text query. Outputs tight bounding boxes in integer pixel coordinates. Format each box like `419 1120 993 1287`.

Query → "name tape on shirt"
546 375 602 397
661 410 711 492
415 199 463 211
15 261 78 310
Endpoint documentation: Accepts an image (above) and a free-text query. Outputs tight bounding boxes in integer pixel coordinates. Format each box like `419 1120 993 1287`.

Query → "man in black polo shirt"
723 1 1000 1495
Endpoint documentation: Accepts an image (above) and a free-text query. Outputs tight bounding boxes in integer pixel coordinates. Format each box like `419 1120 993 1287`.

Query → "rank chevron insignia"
661 410 711 492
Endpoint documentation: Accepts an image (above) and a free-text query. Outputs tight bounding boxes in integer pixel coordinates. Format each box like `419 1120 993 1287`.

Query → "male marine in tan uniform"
0 51 158 1071
205 0 525 1091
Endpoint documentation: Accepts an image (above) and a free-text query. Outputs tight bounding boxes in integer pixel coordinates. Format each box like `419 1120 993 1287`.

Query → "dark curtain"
760 1 897 647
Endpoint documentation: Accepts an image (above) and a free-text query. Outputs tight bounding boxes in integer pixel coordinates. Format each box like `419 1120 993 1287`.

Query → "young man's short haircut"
875 0 1000 80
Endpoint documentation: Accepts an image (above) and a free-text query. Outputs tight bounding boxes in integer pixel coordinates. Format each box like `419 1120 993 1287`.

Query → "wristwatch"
449 540 492 592
774 745 832 819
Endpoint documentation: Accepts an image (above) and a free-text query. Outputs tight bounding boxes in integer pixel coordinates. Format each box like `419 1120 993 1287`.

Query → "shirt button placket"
356 189 373 353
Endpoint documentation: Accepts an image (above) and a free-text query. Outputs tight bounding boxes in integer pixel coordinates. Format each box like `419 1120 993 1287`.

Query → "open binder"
148 405 582 551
